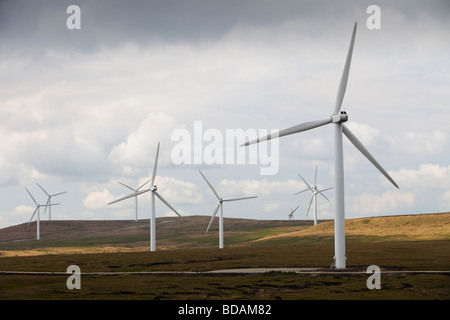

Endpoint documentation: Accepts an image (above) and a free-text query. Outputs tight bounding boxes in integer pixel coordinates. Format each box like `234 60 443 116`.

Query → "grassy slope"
0 212 449 256
256 212 450 243
0 216 314 256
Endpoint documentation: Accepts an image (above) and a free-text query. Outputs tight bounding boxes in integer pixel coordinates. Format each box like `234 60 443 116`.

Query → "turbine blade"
334 22 357 115
199 170 220 200
306 195 314 217
314 165 318 186
25 187 38 206
118 182 136 192
291 205 299 214
222 196 257 202
151 142 160 186
318 191 330 201
137 179 152 191
52 191 67 197
318 187 334 201
36 183 50 196
342 124 399 189
108 188 151 205
42 198 50 215
241 118 332 146
206 203 221 234
294 188 310 195
28 207 38 226
154 191 181 217
298 173 314 193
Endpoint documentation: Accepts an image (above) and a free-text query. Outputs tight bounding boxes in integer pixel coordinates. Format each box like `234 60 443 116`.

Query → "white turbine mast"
295 165 333 225
108 142 181 252
117 179 151 221
25 187 59 240
242 22 399 269
289 205 299 221
36 183 67 221
199 170 257 249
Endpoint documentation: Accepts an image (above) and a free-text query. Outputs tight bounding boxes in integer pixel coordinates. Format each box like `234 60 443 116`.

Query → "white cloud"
108 112 183 176
345 122 394 151
217 178 300 198
350 190 415 216
263 202 280 212
440 190 450 209
13 205 36 220
347 163 450 216
392 164 450 189
83 188 116 209
403 130 449 156
156 176 204 205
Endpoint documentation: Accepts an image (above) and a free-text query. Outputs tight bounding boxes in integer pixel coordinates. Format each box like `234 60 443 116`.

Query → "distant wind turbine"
288 206 299 221
108 142 181 251
117 179 151 221
199 170 257 249
25 187 59 240
295 166 333 225
36 183 67 221
242 22 399 269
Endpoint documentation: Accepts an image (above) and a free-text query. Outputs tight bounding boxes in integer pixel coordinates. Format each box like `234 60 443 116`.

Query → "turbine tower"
25 187 59 240
199 170 257 249
295 166 333 225
242 22 399 269
108 142 181 251
117 179 151 221
36 183 67 221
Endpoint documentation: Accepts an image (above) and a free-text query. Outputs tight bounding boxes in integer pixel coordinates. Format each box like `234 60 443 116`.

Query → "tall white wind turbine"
36 183 67 221
242 22 399 269
108 142 181 251
25 187 59 240
199 170 257 249
295 166 333 225
117 179 151 221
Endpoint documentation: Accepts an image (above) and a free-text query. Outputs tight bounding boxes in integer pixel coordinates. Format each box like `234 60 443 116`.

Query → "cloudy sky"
1 0 449 229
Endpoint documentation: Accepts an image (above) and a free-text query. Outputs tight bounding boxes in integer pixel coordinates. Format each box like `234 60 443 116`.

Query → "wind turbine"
108 142 181 251
36 183 67 221
117 179 151 221
199 170 257 249
288 206 299 221
242 22 399 269
25 187 59 240
295 166 333 225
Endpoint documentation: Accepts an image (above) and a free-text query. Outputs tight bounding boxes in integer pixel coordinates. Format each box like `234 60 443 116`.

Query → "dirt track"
2 267 450 276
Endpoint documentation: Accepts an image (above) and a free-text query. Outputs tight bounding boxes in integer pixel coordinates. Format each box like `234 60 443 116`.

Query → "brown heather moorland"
0 212 449 300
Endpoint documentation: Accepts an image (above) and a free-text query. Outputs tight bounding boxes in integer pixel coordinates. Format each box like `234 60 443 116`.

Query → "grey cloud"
1 0 357 54
2 0 448 55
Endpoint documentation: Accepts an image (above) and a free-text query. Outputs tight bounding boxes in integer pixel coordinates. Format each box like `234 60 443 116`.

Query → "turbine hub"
151 185 158 191
331 111 348 123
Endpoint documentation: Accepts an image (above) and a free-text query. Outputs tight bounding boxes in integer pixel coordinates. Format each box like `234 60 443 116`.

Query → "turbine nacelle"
151 185 158 192
331 111 348 123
